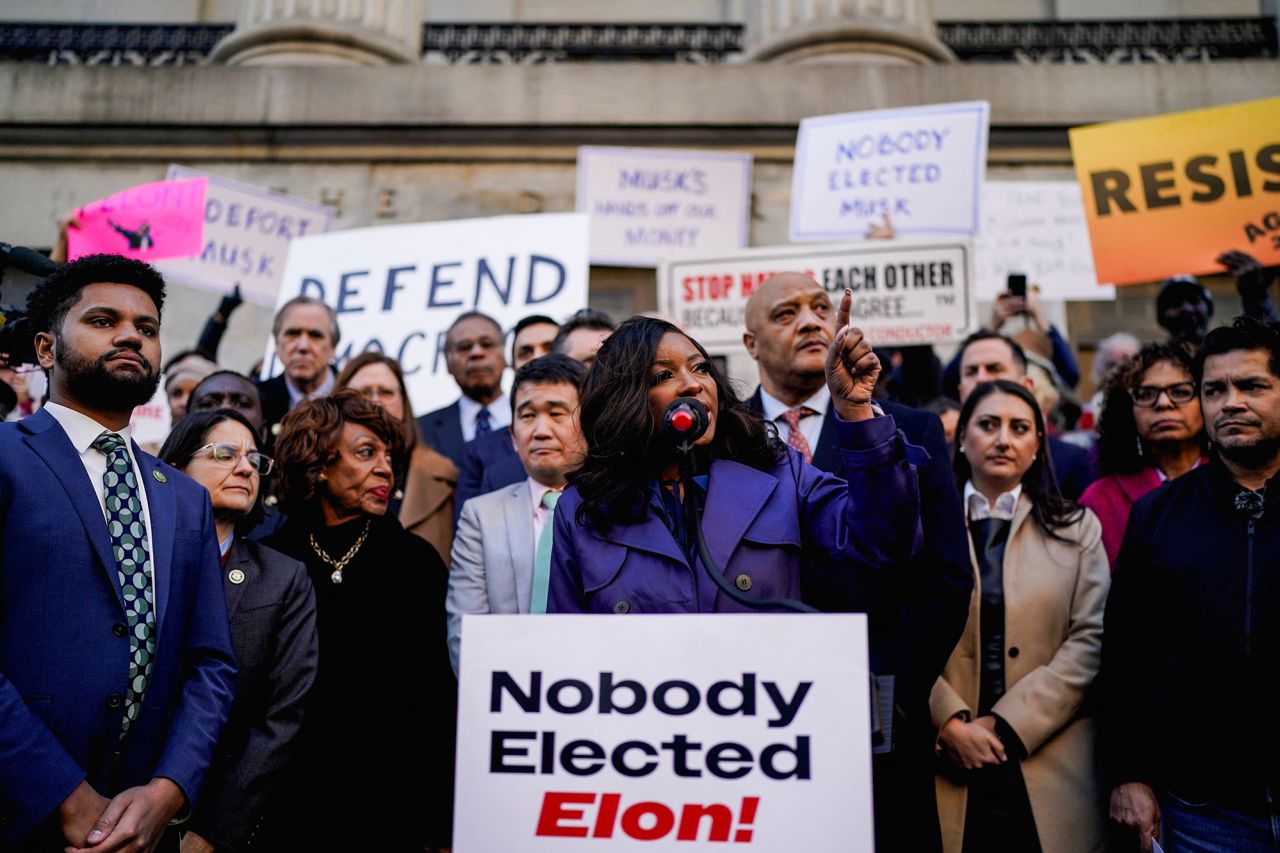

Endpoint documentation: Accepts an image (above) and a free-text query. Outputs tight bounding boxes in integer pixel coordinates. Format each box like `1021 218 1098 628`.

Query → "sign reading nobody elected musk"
454 614 873 852
577 147 753 267
791 101 989 242
659 238 976 349
263 213 588 414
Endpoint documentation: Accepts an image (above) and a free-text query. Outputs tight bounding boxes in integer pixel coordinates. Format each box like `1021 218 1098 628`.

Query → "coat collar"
399 445 458 529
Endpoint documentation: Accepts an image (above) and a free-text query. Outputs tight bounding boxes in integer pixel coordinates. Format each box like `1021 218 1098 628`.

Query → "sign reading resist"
262 213 589 415
577 147 753 267
454 614 873 852
659 238 976 351
791 101 989 242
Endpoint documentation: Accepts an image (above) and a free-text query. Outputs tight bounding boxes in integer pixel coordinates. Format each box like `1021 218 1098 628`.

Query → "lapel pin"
152 470 167 483
228 569 245 584
271 423 282 436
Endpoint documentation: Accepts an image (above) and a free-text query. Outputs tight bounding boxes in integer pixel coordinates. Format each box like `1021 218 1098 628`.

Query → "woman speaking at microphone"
546 291 923 615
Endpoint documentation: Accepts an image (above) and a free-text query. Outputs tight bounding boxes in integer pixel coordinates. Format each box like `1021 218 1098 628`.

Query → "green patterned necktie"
92 431 156 736
529 489 560 614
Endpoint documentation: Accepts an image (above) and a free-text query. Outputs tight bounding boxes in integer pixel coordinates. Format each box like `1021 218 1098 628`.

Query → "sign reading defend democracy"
576 146 753 267
157 165 334 305
1069 95 1280 285
790 101 990 242
659 238 976 351
68 177 208 263
262 213 589 415
454 614 874 852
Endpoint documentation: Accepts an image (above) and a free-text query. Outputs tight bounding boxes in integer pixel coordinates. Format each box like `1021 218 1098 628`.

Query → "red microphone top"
670 409 695 432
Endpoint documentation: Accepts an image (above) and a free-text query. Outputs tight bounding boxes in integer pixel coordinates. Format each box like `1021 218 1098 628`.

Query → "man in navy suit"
416 311 509 467
255 296 339 445
742 272 973 853
0 255 236 850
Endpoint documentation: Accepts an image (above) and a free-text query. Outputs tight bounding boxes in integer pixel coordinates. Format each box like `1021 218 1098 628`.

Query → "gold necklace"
309 519 372 584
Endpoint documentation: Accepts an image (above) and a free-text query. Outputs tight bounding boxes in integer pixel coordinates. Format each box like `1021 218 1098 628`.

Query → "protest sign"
69 178 208 263
576 146 752 267
659 238 976 355
129 380 171 450
1069 95 1280 285
262 213 589 415
974 181 1115 301
157 166 334 306
790 101 989 242
454 614 873 852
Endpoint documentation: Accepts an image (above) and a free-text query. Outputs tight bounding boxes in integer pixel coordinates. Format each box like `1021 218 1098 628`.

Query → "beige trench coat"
930 495 1111 853
399 444 458 567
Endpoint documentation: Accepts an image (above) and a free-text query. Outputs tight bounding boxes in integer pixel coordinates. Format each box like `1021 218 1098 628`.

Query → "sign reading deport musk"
453 614 874 852
659 238 977 350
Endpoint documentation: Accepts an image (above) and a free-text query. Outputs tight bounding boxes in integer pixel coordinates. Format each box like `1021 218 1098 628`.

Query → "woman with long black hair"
546 291 923 615
931 379 1110 853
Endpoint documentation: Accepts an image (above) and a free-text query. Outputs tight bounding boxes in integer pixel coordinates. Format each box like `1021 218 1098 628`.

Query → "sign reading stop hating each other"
453 614 874 852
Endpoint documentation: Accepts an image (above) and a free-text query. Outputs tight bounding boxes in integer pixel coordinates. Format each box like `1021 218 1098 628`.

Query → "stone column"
209 0 424 66
749 0 953 65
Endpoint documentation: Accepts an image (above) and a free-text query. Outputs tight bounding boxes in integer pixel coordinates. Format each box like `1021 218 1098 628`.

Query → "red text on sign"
536 792 761 843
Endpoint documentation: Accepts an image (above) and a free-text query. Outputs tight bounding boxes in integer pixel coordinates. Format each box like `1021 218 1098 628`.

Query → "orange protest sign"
1069 96 1280 286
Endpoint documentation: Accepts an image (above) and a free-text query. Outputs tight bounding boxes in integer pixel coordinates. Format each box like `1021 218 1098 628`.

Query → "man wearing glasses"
0 254 235 851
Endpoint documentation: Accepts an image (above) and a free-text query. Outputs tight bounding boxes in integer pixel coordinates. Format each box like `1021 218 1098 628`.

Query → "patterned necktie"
92 431 156 736
529 490 560 614
780 407 817 464
475 408 492 438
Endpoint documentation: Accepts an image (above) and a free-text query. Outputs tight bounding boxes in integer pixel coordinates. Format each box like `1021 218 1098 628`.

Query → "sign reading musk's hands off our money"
453 614 875 852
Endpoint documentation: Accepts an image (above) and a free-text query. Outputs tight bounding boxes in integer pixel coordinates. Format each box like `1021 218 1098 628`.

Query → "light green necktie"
529 489 560 614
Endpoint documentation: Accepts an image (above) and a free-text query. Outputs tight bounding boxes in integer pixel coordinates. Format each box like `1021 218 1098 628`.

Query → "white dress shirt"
758 385 831 453
44 401 156 586
284 369 335 409
963 480 1023 522
458 393 512 443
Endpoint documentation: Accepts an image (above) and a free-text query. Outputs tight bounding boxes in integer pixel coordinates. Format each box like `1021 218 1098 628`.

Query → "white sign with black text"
261 213 589 415
790 101 990 243
577 147 753 268
454 614 874 852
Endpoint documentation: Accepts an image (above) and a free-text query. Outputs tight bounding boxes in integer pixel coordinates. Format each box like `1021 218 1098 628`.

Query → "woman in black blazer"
160 410 318 852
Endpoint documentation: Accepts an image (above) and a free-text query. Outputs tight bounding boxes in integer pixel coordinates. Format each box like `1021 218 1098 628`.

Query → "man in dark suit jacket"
743 272 973 853
955 331 1096 499
256 296 339 444
1 255 236 849
416 311 510 467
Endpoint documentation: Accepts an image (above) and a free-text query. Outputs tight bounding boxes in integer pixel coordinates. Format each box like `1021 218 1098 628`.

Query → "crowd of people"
0 246 1278 853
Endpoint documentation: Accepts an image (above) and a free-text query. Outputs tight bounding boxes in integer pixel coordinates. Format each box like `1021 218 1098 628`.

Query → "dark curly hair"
273 389 406 519
159 408 267 534
954 379 1083 542
26 254 166 335
1096 342 1203 477
571 316 782 529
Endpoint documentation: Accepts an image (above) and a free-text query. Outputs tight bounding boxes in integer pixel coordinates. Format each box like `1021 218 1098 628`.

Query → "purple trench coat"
547 415 923 614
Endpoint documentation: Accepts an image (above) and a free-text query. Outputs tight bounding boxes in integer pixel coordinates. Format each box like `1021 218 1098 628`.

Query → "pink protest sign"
68 178 208 262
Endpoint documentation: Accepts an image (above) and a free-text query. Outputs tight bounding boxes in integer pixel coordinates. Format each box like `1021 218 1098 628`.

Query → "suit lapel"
810 407 841 474
22 411 126 613
441 403 466 463
499 482 535 612
134 448 176 634
223 539 253 616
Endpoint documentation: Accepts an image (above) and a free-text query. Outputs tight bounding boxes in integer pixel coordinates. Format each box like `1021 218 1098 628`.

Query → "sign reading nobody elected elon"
454 614 873 852
660 238 976 350
262 213 588 415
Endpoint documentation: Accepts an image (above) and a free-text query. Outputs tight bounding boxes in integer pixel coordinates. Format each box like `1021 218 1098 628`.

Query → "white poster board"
158 166 334 306
974 181 1116 302
576 147 752 268
660 238 977 353
790 101 990 242
262 213 589 415
129 379 171 449
454 614 873 852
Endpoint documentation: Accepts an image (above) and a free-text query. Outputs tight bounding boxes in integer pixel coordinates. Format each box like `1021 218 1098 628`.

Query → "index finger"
836 288 851 331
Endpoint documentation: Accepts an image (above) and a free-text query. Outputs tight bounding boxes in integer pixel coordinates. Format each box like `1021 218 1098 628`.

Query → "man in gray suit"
446 354 587 672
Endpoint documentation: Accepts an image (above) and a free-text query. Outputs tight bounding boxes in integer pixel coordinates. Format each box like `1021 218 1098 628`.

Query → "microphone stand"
673 438 816 614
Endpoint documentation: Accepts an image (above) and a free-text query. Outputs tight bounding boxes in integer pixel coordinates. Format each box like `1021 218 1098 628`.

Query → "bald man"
744 272 972 853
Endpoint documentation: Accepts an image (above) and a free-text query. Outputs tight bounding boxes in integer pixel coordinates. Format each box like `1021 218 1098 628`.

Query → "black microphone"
661 397 710 448
0 243 57 277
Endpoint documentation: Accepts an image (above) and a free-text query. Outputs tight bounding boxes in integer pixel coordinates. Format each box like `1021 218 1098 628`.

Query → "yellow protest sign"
1069 95 1280 285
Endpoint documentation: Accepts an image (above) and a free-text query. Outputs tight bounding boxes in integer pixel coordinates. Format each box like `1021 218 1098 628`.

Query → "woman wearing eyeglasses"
1080 343 1207 567
158 409 318 853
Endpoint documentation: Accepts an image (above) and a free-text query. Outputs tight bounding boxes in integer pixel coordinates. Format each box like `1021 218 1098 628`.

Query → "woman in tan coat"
932 379 1111 853
336 352 458 565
